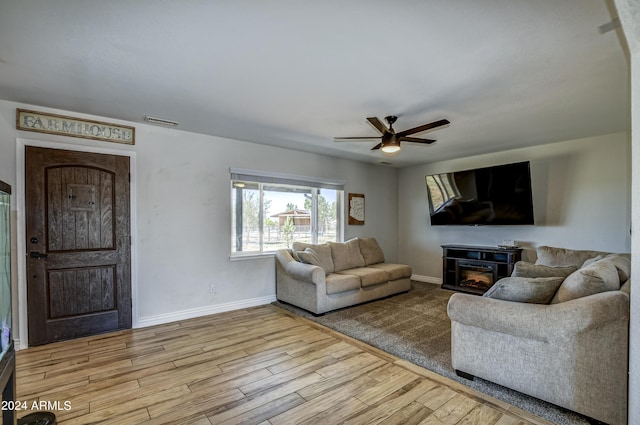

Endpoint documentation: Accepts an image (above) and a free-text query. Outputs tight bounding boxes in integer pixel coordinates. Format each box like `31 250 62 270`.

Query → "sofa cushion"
325 273 361 295
483 276 565 304
292 242 334 273
581 255 603 268
358 237 385 265
295 248 323 267
337 267 388 287
551 258 620 304
329 239 365 272
604 254 631 283
368 263 412 281
511 261 577 279
535 245 610 268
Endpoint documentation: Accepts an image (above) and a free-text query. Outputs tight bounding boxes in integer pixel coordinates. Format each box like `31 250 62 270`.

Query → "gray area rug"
273 282 591 425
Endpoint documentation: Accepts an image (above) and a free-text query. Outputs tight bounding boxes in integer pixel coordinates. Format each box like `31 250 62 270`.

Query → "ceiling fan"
334 116 450 154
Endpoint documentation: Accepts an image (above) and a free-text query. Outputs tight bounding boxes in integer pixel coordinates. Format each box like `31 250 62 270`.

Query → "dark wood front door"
25 146 131 346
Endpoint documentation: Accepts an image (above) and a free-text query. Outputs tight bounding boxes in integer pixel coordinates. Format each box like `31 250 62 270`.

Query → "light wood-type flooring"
15 305 553 425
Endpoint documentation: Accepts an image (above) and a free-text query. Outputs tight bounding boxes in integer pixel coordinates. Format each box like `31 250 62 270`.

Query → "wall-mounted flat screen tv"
425 161 534 225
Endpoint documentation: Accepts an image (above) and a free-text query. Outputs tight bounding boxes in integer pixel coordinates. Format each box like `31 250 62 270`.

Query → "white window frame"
230 168 345 258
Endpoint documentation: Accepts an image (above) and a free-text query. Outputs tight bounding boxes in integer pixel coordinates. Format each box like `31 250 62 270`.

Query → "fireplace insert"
458 263 496 292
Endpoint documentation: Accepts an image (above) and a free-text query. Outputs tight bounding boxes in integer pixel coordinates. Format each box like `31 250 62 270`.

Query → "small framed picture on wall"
348 193 365 225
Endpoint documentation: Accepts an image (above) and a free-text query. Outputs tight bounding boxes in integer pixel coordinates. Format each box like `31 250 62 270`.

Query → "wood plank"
216 392 305 425
270 372 380 425
145 389 245 423
46 167 63 251
205 372 324 423
355 368 425 405
378 401 433 425
456 404 503 425
432 393 480 425
296 359 388 401
298 397 369 425
342 379 444 425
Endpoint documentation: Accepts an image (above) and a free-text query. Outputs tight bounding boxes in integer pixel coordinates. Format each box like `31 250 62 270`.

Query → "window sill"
229 252 276 261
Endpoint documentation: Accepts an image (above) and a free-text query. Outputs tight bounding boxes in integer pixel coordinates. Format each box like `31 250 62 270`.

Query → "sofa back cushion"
512 261 577 279
358 237 385 265
292 242 334 273
535 245 611 268
329 239 365 272
551 258 620 304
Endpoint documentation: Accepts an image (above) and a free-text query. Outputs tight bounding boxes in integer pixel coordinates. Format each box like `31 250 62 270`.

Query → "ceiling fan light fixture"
381 144 401 154
381 133 401 154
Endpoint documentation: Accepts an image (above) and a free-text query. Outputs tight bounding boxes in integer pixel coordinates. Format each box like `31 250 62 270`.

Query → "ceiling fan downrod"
384 115 398 131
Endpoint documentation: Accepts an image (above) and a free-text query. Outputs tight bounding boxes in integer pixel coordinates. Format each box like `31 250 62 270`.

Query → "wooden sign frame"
348 193 365 225
16 109 135 145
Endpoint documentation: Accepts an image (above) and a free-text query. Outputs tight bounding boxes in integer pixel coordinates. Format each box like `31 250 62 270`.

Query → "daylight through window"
231 171 343 256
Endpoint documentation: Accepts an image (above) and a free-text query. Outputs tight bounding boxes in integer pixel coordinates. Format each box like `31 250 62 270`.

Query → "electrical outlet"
210 284 216 294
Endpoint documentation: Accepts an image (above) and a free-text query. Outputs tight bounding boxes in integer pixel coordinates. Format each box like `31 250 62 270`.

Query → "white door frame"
15 138 138 349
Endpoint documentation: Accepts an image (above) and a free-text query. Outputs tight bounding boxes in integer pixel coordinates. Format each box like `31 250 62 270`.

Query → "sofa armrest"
275 249 325 284
447 290 629 342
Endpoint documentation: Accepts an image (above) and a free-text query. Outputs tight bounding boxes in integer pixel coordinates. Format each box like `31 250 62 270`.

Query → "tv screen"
426 161 534 225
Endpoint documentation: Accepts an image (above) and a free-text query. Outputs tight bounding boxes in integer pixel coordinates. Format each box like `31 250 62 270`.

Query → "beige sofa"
275 237 411 315
447 245 630 425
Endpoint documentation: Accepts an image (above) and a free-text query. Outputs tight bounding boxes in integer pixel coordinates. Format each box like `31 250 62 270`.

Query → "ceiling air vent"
144 116 179 127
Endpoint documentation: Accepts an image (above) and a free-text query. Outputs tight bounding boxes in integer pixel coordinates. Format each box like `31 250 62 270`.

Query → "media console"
442 244 522 295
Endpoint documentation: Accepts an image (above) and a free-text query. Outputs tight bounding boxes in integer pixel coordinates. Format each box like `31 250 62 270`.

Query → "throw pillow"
329 239 365 272
296 248 334 273
291 250 302 262
358 237 385 265
550 258 620 304
511 261 577 278
579 254 630 283
604 254 631 283
296 248 321 266
292 242 334 273
483 276 565 304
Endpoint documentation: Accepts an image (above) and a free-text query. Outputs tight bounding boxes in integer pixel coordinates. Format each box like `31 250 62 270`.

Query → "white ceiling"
0 0 630 167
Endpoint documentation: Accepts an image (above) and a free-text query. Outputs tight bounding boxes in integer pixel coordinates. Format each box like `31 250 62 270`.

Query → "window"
230 169 344 256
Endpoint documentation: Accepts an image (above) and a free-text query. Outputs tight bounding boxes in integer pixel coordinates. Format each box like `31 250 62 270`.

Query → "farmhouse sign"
16 109 135 145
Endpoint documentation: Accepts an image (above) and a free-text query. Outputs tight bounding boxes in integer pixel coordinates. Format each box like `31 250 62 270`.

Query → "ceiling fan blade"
396 119 450 137
366 117 388 135
370 142 382 151
334 136 382 142
400 136 437 145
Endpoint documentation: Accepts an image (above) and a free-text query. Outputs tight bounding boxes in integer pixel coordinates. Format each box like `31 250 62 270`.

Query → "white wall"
629 51 639 425
398 132 631 281
0 99 399 336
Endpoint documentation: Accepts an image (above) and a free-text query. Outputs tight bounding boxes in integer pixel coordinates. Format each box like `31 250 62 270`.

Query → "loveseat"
447 245 630 425
275 237 411 315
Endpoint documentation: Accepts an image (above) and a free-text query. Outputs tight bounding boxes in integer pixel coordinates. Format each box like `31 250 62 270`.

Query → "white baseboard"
135 295 277 328
411 274 442 285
